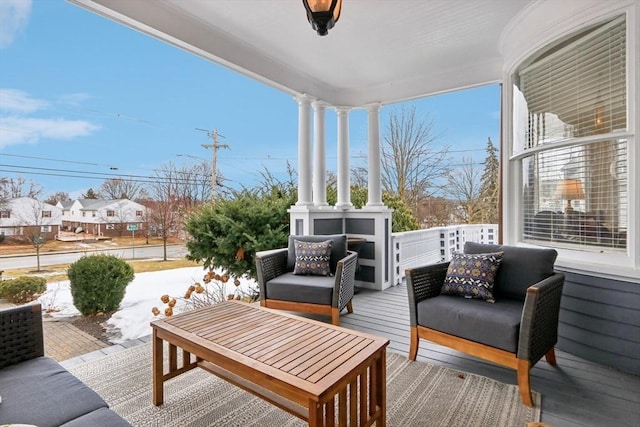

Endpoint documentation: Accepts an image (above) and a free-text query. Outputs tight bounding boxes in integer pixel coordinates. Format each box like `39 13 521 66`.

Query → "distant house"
57 198 147 237
0 197 62 241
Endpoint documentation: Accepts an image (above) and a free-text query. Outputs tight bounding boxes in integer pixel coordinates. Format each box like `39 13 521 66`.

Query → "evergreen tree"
184 169 296 280
83 188 99 199
479 137 500 223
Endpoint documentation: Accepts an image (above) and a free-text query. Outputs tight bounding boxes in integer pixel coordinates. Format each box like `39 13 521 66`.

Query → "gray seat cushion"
464 242 557 300
0 357 109 427
417 295 524 353
266 272 335 305
287 234 348 274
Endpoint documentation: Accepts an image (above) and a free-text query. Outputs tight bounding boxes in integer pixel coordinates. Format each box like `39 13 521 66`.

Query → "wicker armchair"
256 234 358 326
406 242 565 407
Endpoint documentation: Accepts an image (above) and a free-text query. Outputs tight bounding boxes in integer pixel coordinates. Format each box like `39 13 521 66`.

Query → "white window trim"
502 8 638 282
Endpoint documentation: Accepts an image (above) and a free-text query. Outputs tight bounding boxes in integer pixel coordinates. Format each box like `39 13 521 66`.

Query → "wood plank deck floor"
334 284 640 427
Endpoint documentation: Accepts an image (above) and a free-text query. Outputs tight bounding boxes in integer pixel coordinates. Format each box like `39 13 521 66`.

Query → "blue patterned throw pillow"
441 252 503 302
293 239 333 276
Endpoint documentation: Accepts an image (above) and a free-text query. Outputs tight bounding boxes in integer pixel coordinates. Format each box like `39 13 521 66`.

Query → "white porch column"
296 95 313 206
366 103 384 207
335 106 352 208
312 101 328 206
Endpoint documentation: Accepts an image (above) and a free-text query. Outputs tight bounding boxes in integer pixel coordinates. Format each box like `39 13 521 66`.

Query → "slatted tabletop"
151 301 389 425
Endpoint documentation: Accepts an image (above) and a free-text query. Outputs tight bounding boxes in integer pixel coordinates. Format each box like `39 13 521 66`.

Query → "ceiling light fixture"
302 0 341 36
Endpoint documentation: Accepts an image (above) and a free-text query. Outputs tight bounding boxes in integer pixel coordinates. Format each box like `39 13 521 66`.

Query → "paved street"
0 244 188 270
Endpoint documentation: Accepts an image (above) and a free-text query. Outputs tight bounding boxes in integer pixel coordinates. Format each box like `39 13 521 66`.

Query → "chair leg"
408 326 419 361
346 300 353 314
545 347 557 366
517 359 534 407
331 307 340 326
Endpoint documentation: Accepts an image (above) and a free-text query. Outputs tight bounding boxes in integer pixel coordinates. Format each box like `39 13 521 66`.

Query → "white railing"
391 224 499 286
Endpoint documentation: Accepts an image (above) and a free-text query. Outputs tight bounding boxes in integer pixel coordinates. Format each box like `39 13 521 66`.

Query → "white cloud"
0 88 48 113
0 116 100 148
58 93 91 107
0 0 32 49
0 89 100 148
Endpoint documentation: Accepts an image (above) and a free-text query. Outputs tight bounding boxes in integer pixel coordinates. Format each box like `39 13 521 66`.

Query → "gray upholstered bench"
0 304 131 427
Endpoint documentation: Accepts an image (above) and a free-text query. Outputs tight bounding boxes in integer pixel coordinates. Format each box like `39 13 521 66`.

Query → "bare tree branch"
447 157 483 224
99 178 143 200
0 176 43 199
380 106 450 213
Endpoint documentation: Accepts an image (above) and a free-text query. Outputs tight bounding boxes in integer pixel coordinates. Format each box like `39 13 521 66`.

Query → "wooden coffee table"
151 300 389 426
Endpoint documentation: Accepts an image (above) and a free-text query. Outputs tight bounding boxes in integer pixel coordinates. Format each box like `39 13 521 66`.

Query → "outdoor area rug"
68 343 540 426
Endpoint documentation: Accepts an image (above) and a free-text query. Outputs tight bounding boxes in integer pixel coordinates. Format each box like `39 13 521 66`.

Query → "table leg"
309 401 323 427
376 351 386 427
152 329 164 406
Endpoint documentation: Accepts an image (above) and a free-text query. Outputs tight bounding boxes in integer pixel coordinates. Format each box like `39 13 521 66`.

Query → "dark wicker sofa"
0 303 131 427
406 242 565 407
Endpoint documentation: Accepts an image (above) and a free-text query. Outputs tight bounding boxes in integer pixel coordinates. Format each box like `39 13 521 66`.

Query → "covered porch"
66 0 639 416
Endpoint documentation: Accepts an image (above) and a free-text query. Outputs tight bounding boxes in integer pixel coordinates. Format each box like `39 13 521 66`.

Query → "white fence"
390 224 499 286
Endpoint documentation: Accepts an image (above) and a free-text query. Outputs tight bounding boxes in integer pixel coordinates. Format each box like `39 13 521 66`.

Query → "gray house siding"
556 270 640 375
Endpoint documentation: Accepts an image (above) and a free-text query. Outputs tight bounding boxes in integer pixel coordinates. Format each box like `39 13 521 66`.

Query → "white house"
0 197 62 241
57 198 147 237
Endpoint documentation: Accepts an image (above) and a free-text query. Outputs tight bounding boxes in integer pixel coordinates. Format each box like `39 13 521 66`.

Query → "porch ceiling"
69 0 532 106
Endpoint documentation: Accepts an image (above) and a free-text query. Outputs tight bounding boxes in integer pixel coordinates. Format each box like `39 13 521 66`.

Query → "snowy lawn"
37 267 259 343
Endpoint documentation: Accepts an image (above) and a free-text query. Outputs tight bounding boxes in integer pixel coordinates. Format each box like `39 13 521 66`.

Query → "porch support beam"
296 95 313 206
366 103 384 207
312 101 328 206
335 106 352 209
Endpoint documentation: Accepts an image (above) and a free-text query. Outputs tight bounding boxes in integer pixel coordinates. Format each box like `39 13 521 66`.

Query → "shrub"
185 187 293 280
67 255 134 315
0 276 47 303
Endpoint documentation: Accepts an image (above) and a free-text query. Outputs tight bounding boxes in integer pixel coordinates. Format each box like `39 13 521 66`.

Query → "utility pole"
197 128 229 201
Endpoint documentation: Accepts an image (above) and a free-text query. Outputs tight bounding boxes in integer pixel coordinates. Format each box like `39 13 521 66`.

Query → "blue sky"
0 0 500 199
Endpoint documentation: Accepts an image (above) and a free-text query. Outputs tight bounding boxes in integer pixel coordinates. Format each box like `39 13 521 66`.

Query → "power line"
0 163 211 185
0 153 118 169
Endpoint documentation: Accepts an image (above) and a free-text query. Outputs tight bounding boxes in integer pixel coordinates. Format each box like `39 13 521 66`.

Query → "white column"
335 107 352 208
312 101 328 206
296 95 313 206
367 103 384 207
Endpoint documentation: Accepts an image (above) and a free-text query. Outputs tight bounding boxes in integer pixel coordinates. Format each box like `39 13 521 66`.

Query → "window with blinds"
512 15 628 252
513 15 627 152
521 139 627 250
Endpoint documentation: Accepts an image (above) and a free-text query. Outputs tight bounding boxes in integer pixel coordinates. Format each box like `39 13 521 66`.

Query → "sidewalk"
42 317 110 361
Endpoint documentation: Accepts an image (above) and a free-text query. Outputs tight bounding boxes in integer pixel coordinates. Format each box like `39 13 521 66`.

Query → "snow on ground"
37 267 259 344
